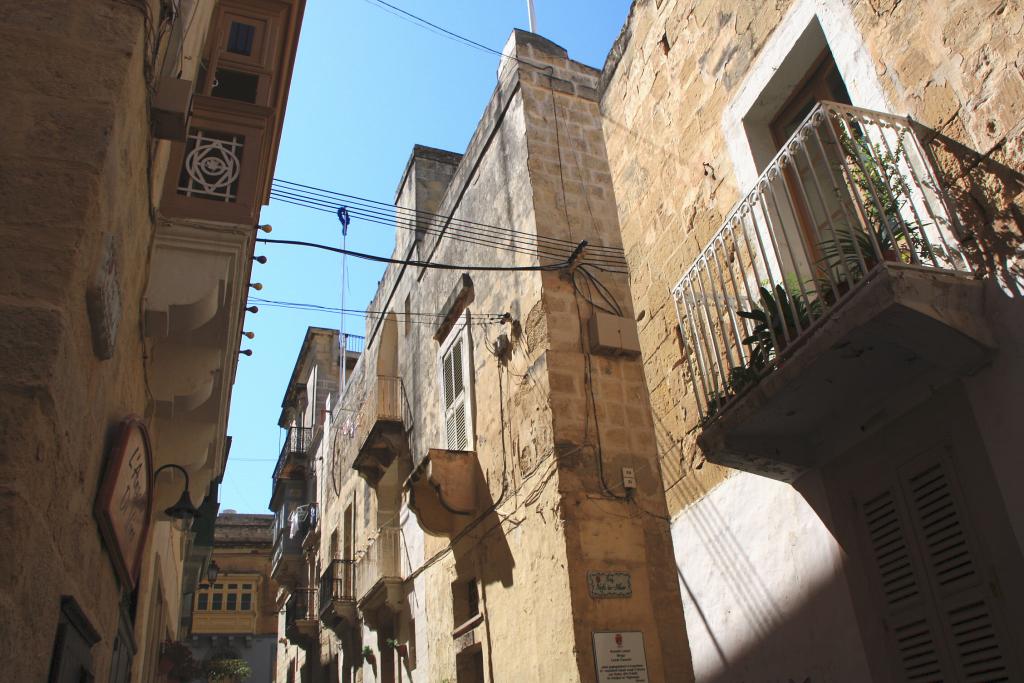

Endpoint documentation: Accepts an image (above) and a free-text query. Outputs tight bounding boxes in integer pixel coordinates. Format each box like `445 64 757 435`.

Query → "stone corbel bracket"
406 449 478 537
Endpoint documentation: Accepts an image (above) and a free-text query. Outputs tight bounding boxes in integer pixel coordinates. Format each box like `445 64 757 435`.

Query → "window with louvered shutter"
439 317 473 451
851 448 1017 682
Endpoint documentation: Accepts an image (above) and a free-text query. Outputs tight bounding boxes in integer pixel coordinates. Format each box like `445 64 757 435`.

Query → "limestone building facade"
600 0 1024 680
0 1 304 680
188 511 280 682
271 30 692 683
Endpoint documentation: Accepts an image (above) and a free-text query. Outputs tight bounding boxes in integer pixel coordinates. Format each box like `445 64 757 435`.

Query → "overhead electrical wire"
360 0 522 63
273 179 624 254
269 180 628 267
249 296 507 323
271 188 571 260
255 236 587 272
269 189 572 262
267 193 630 273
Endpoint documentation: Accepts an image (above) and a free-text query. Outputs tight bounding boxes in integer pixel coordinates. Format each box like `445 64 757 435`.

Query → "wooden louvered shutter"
440 323 473 451
858 483 953 680
899 455 1014 683
853 447 1016 682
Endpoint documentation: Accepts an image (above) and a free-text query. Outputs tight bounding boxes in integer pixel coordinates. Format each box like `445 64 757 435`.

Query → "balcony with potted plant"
674 101 993 481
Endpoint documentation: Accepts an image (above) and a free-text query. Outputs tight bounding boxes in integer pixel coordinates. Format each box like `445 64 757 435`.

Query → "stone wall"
599 0 1024 515
514 32 692 682
310 30 692 683
599 0 1024 678
0 1 226 680
0 2 162 680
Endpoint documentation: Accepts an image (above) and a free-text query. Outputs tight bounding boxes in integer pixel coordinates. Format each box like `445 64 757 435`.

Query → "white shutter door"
442 347 456 448
449 337 468 450
855 483 953 681
852 447 1017 682
898 455 1015 683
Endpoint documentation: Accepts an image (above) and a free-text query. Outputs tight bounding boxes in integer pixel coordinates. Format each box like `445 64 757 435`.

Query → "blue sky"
221 0 632 512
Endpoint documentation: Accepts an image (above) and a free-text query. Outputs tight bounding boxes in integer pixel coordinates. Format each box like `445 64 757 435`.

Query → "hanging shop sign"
593 631 649 683
94 417 153 588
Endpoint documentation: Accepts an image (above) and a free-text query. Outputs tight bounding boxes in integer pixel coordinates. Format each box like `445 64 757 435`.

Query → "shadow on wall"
672 472 785 646
451 461 516 591
679 562 864 683
920 124 1024 296
670 469 873 683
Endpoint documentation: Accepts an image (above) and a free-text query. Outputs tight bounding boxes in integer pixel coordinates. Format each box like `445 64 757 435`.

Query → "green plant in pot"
737 284 815 370
820 129 932 283
701 386 732 423
160 641 203 682
699 284 815 426
205 657 252 682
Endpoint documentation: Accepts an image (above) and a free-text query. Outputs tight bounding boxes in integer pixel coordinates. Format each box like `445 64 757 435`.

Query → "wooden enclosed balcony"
675 102 993 482
351 375 408 484
159 0 304 226
354 526 403 629
319 559 357 632
284 587 318 651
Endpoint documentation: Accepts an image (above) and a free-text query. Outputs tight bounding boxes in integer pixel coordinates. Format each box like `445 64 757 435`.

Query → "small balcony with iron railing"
273 426 313 483
339 333 365 384
270 426 313 509
351 375 408 484
354 526 404 628
319 558 357 631
271 504 316 589
284 587 318 651
675 101 993 482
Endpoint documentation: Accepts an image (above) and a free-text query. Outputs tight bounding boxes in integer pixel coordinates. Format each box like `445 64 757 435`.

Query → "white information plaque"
592 631 649 683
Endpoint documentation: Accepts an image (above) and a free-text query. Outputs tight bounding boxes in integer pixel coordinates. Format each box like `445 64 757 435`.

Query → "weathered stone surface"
600 0 1024 515
0 1 254 681
307 29 692 683
601 0 1024 680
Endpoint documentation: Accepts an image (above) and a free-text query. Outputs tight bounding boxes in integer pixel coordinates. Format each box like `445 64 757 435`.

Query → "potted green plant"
700 283 817 426
361 645 375 664
737 284 816 369
819 129 933 285
159 641 203 682
204 657 252 682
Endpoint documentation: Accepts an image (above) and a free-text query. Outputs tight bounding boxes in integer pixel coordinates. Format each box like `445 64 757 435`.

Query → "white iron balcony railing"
674 101 972 421
354 526 402 602
342 333 366 355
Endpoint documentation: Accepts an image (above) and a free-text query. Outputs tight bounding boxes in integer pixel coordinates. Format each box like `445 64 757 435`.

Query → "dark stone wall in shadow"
919 124 1024 294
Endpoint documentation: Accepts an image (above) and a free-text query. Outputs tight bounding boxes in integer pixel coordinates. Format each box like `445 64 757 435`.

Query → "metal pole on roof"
527 0 537 32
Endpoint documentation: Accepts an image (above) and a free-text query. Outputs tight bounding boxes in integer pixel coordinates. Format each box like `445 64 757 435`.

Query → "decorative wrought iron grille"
177 129 244 202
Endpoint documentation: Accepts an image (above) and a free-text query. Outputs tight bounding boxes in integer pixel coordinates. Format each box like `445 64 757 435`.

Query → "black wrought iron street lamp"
153 463 199 520
206 560 220 583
